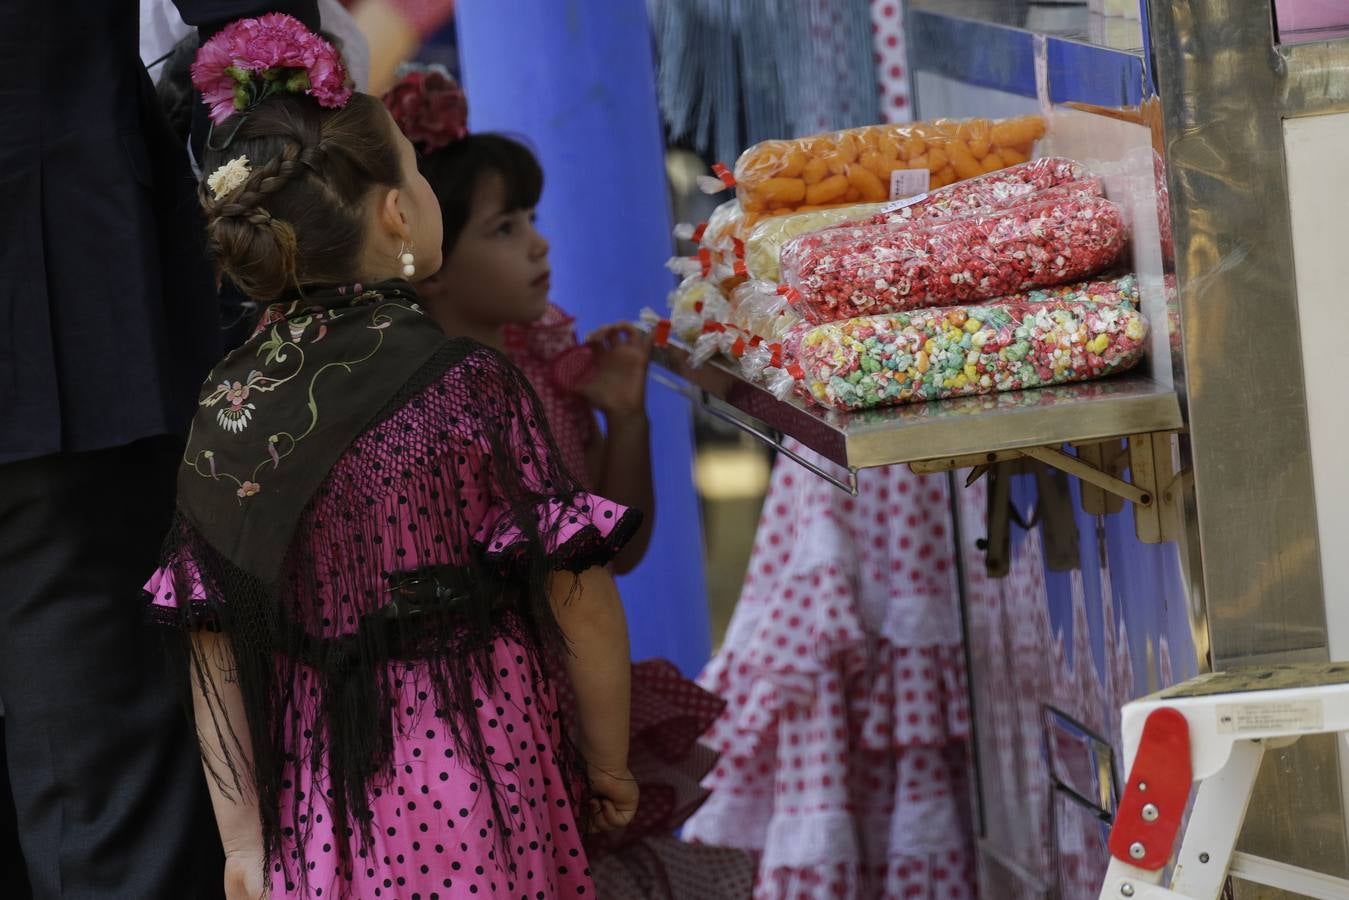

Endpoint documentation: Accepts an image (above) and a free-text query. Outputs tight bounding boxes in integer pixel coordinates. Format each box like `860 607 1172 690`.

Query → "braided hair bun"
200 92 401 300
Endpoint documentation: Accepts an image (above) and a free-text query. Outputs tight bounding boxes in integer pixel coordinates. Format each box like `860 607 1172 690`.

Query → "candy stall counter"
652 335 1180 483
654 79 1186 505
654 146 1178 488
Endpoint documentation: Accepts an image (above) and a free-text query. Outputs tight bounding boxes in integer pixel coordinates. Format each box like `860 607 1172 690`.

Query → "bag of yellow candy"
732 115 1046 224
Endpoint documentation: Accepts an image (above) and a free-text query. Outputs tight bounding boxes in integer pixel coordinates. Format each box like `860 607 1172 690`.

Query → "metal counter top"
653 340 1183 475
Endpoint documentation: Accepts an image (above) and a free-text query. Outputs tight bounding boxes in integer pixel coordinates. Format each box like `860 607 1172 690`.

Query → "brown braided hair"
200 92 402 300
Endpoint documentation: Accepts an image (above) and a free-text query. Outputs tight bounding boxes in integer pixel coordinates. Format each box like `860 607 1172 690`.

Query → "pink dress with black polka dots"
145 353 637 900
682 441 977 899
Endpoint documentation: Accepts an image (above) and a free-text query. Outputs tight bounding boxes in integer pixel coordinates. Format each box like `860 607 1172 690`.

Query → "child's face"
429 171 551 328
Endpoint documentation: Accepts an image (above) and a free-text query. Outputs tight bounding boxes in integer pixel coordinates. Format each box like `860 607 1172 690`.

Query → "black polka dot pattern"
270 639 593 897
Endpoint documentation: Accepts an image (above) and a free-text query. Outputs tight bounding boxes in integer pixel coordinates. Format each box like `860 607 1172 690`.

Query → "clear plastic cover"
703 199 746 262
744 201 893 283
728 280 803 343
668 277 731 342
858 161 1098 229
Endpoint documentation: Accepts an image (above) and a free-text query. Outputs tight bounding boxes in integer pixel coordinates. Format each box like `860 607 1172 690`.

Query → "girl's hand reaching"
576 324 652 420
587 762 640 833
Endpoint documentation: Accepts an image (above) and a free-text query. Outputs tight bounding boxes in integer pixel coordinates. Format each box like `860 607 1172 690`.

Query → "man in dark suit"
0 2 317 896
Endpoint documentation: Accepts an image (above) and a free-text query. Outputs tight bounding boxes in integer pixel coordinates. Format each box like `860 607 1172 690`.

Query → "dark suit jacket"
0 0 318 464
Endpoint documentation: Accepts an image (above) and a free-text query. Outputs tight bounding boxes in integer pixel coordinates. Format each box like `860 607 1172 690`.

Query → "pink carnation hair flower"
191 13 353 125
382 66 469 154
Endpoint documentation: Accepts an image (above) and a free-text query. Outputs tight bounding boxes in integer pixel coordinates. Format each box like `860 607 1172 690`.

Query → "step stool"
1099 663 1349 900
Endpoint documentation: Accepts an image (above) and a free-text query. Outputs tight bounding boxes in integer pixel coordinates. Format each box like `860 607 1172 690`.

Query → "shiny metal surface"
1147 0 1348 890
1150 0 1329 663
650 341 1182 472
1278 38 1349 117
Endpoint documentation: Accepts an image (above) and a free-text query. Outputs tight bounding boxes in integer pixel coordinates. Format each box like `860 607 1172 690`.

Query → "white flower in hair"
208 155 252 199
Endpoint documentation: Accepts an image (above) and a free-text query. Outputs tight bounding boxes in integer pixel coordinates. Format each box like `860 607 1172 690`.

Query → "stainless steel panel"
1150 0 1328 662
651 341 1182 472
1278 39 1349 117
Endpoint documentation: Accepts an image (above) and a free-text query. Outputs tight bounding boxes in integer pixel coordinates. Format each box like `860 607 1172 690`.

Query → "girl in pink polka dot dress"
682 442 978 899
146 28 643 897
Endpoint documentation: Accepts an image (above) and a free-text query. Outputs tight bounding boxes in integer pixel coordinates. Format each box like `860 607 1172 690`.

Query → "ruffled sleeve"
475 490 641 573
444 345 641 572
142 532 220 630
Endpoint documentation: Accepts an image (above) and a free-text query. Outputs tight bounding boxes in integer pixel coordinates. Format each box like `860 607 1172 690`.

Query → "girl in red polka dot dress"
385 67 758 898
392 83 656 569
682 442 978 899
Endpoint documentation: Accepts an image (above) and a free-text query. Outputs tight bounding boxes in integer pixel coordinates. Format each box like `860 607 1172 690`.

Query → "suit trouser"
0 437 222 899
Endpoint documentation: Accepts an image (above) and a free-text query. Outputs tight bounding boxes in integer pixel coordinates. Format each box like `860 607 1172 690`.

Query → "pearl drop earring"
398 242 416 279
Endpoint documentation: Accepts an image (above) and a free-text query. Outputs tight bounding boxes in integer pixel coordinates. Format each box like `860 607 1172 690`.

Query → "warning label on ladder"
1215 699 1324 734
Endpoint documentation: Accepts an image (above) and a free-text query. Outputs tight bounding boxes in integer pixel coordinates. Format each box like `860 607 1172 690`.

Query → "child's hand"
587 763 639 832
224 848 267 900
576 324 652 420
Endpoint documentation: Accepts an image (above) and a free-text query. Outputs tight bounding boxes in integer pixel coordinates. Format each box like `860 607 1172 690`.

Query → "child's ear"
379 187 409 240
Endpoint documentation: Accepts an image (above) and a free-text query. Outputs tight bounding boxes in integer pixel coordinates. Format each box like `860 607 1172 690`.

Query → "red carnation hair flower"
383 66 469 154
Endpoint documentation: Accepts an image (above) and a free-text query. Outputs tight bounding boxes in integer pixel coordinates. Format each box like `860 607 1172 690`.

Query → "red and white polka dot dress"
682 440 977 899
872 0 912 123
504 302 759 899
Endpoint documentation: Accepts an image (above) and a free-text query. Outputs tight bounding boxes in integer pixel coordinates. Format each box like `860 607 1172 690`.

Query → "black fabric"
0 0 317 465
0 721 31 899
0 437 223 899
177 281 448 579
159 287 640 891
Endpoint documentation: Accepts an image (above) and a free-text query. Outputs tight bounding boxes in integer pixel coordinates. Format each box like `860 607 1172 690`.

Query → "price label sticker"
889 168 931 201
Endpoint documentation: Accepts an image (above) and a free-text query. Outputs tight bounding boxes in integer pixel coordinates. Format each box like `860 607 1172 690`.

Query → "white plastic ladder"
1098 663 1349 900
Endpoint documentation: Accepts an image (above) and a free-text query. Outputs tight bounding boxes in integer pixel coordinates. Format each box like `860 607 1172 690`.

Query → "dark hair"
418 134 543 255
155 37 200 146
199 92 401 300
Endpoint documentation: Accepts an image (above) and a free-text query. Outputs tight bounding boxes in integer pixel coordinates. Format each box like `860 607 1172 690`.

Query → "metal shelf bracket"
909 431 1184 544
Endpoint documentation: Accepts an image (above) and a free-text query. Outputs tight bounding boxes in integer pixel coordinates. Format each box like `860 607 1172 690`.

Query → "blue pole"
455 0 711 675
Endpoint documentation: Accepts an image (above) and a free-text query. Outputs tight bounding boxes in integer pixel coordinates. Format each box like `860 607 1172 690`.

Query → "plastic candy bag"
744 159 1099 283
744 201 892 282
798 297 1148 411
781 193 1127 322
733 115 1047 221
